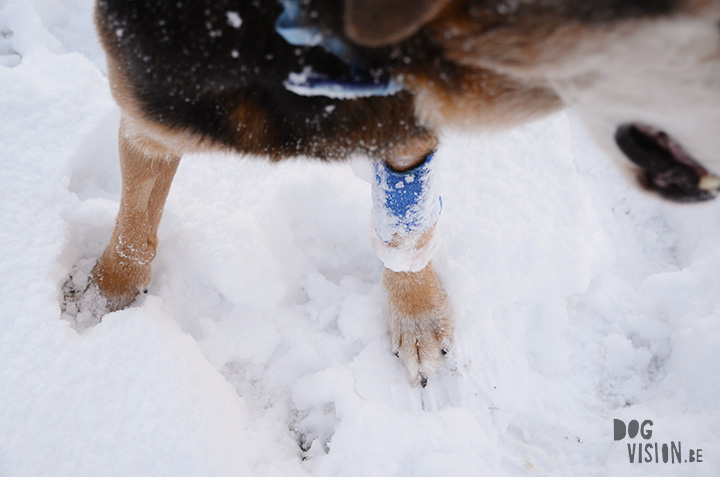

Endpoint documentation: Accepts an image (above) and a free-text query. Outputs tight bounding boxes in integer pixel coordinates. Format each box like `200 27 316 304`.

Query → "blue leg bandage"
372 152 442 272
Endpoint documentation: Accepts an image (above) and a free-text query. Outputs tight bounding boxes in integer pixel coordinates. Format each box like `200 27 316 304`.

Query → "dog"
87 0 720 385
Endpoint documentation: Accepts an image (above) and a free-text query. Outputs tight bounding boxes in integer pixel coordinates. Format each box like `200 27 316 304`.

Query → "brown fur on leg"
383 263 452 386
92 117 180 312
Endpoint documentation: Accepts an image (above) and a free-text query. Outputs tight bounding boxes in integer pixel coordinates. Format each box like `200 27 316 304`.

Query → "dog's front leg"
92 117 180 312
375 139 451 386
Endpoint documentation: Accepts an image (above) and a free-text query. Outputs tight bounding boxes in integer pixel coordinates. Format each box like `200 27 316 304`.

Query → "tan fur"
405 67 562 131
431 6 599 72
92 118 180 311
386 134 439 171
345 0 454 47
383 263 451 384
384 264 448 327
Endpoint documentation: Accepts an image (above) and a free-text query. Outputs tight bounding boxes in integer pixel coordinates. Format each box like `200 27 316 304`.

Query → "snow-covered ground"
1 0 718 475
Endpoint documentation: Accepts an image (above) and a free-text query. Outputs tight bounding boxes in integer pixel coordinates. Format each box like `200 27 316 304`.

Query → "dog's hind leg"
375 137 452 386
91 117 180 312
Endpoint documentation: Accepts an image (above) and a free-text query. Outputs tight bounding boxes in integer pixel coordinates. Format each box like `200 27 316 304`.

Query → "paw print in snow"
0 29 21 68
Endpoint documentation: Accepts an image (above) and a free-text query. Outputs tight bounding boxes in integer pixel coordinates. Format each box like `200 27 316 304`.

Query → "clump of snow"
1 0 719 476
226 11 242 29
284 66 403 99
60 257 109 330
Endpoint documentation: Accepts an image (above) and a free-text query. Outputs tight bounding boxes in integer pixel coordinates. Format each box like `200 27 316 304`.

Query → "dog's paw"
61 256 148 330
388 297 452 387
383 264 452 386
90 255 150 313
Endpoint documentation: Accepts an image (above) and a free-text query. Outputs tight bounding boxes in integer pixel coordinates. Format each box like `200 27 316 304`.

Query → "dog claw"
441 347 449 356
420 375 428 388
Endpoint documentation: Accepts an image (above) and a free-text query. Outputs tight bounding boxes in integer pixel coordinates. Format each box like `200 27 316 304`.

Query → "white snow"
1 0 719 476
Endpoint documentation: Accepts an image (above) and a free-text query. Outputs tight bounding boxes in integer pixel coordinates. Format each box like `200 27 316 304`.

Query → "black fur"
95 0 435 160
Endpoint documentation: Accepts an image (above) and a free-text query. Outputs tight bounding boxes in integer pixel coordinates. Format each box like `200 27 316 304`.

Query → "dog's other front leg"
375 138 451 386
92 117 180 312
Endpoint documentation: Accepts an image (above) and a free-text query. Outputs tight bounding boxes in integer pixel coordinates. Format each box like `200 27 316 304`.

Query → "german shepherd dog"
88 0 720 385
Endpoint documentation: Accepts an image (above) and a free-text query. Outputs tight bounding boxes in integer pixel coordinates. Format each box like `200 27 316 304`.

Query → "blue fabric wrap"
275 0 352 64
275 0 402 98
373 152 442 236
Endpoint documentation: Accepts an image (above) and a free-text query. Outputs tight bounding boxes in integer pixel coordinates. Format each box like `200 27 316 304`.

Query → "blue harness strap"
275 0 402 98
284 68 403 98
276 0 351 63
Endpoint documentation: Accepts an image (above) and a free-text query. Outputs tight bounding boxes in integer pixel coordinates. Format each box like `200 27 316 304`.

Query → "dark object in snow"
615 124 720 202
